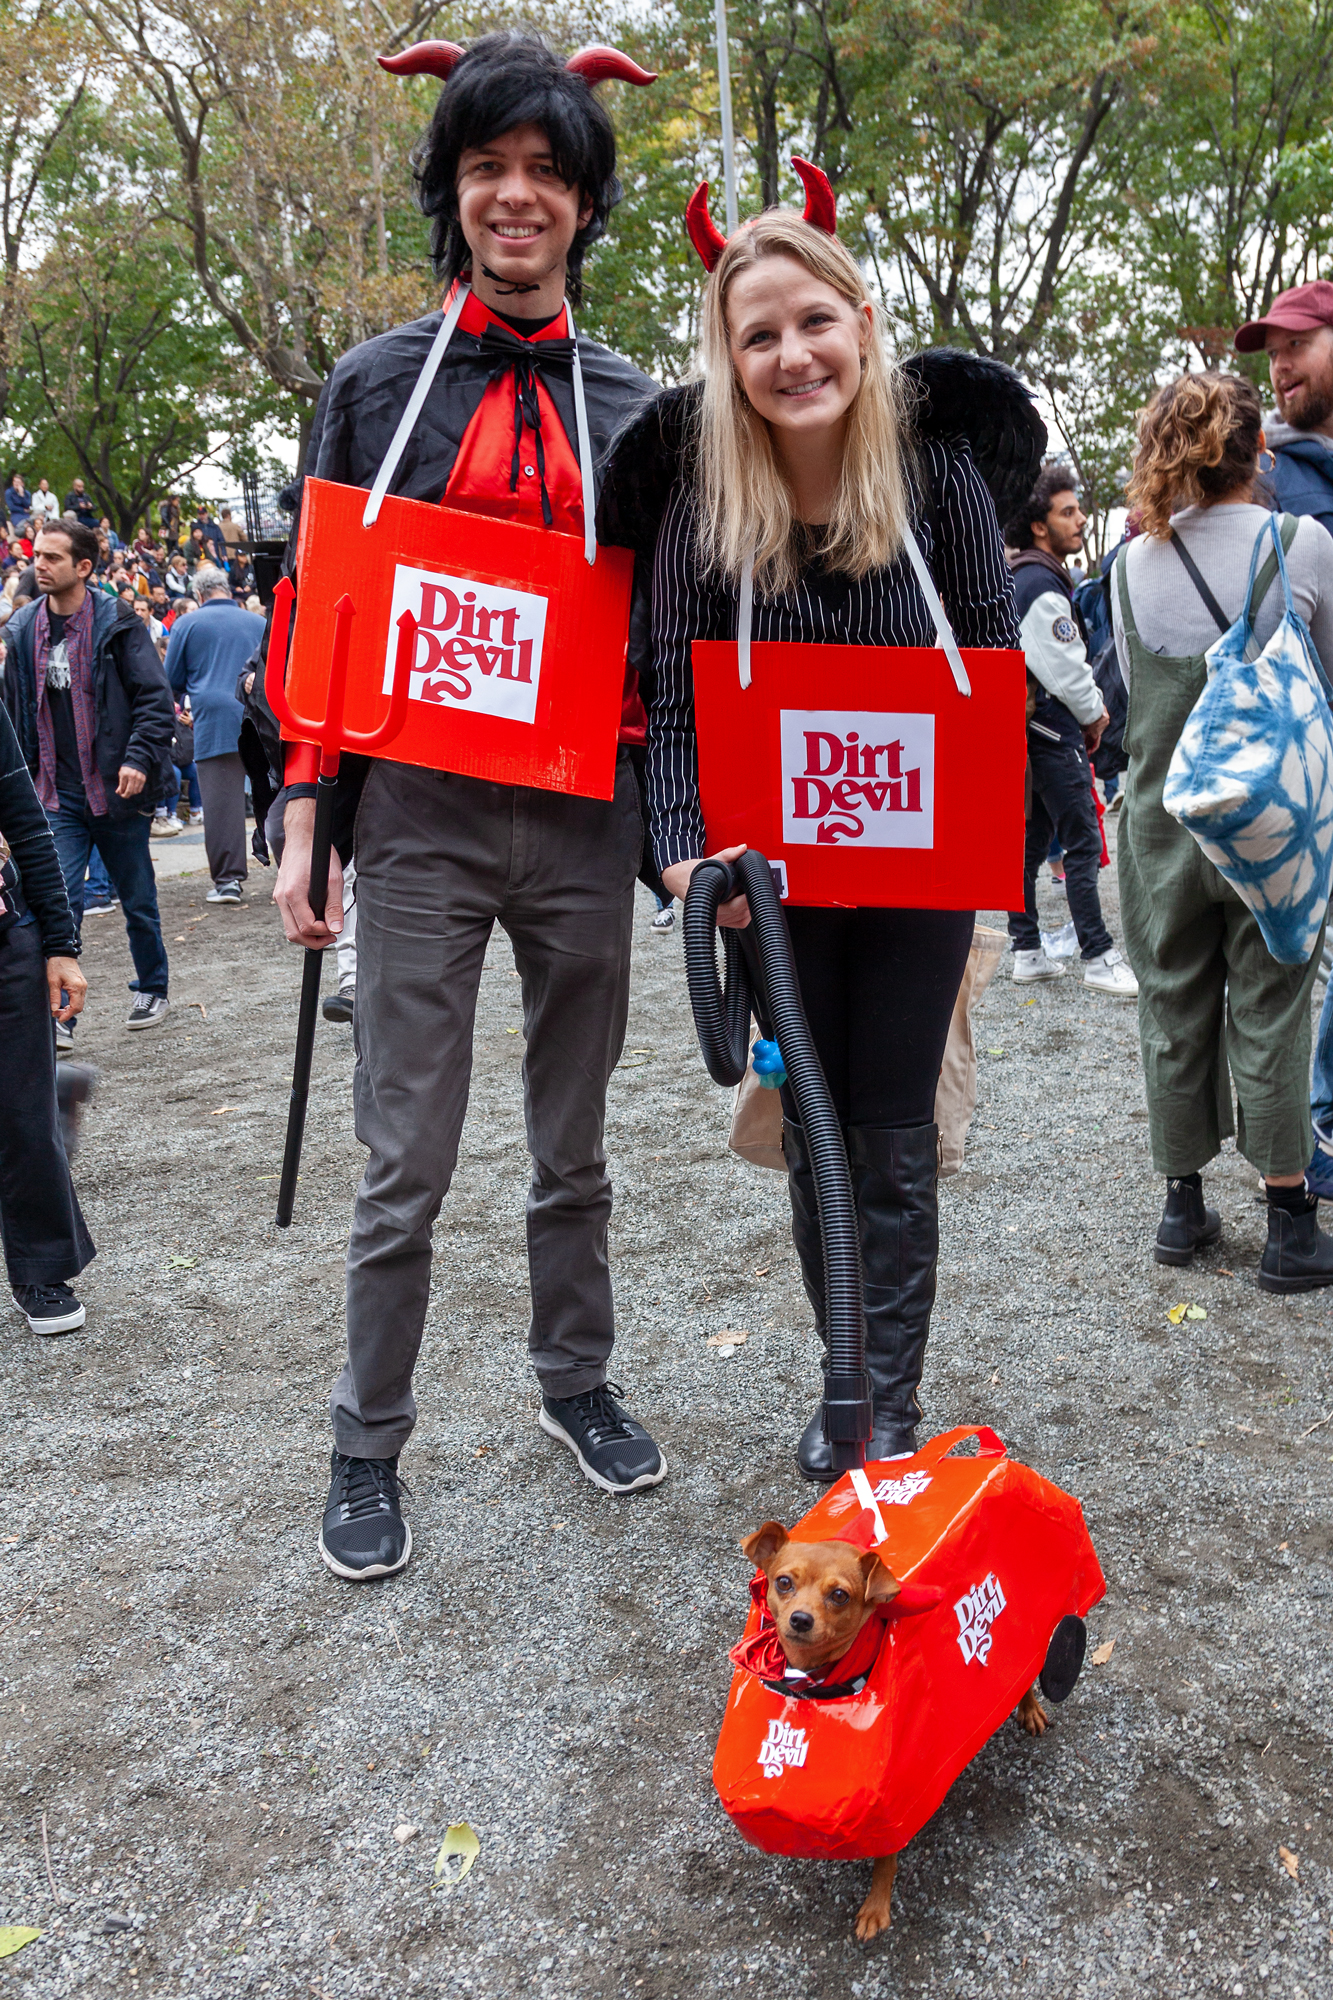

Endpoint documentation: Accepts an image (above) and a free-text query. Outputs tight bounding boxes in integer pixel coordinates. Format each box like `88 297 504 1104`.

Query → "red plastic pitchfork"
265 577 415 1226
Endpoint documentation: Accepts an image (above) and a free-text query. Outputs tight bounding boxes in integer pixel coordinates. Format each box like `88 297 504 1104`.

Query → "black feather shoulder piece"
597 381 701 559
596 350 1046 558
902 349 1046 525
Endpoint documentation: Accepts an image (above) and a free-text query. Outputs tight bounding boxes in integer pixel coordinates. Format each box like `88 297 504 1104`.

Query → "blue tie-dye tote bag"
1163 513 1333 964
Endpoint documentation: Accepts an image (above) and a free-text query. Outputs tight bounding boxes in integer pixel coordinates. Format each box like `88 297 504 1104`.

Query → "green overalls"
1115 518 1325 1178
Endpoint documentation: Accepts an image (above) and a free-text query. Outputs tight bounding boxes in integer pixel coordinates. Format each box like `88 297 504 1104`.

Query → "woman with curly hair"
1112 370 1333 1288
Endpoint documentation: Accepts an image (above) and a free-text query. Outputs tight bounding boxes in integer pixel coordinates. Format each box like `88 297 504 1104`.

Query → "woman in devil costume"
273 33 668 1581
599 172 1043 1480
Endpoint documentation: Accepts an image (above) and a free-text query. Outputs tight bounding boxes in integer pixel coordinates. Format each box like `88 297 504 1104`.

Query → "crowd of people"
2 34 1332 1623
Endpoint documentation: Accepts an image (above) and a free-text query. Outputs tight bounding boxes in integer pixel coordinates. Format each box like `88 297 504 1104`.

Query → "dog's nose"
787 1610 815 1635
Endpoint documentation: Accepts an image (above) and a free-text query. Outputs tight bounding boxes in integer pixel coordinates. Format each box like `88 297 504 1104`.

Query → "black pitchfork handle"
276 771 337 1227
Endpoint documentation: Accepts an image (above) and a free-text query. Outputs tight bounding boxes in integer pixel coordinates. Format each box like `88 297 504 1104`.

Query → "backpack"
1162 513 1333 964
1075 558 1127 779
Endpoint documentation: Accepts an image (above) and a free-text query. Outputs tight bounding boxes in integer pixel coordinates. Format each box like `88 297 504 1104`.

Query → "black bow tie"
474 326 578 528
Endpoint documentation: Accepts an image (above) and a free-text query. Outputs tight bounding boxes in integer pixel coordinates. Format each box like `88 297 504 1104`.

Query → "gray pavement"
2 833 1331 1998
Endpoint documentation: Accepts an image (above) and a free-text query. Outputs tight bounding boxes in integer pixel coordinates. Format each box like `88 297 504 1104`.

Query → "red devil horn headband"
378 42 656 86
685 155 838 272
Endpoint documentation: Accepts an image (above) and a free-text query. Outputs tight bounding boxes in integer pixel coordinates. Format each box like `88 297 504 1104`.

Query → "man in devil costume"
273 33 664 1580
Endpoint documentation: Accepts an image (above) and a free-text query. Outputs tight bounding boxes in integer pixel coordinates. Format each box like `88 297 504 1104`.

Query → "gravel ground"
2 824 1331 2000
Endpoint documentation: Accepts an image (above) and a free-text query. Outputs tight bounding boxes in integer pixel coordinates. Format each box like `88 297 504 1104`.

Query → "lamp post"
714 0 738 233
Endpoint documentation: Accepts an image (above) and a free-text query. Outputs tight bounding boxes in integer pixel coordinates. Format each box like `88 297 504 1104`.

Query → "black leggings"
778 906 975 1128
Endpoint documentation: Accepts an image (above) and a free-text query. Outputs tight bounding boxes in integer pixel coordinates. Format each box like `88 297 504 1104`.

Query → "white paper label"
779 709 935 849
381 563 548 726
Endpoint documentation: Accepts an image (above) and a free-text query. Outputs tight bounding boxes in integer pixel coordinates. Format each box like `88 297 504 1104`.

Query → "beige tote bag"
727 925 1008 1176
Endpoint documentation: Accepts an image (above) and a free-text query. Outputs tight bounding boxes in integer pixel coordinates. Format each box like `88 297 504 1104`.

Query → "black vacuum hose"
682 851 872 1472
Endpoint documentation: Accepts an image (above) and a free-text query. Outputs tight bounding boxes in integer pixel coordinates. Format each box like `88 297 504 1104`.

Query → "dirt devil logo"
953 1572 1007 1666
779 709 935 849
382 563 548 726
757 1718 810 1779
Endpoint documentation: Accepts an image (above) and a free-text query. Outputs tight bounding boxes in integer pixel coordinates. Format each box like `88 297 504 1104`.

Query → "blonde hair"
695 211 915 596
1126 373 1264 540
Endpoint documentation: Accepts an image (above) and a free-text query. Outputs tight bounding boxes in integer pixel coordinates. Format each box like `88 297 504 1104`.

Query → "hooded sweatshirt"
1263 413 1333 539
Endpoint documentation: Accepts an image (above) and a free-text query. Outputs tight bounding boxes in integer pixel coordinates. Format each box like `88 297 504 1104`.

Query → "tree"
12 202 279 538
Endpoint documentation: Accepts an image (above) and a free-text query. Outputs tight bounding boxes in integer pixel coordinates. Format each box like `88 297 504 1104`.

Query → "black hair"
412 33 621 307
38 518 99 569
1006 461 1079 550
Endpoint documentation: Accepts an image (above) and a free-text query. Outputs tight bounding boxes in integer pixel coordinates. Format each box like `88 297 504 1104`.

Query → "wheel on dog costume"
1038 1614 1087 1705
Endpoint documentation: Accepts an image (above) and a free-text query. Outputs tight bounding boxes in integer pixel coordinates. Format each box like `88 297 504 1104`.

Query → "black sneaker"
12 1284 86 1335
322 982 355 1023
318 1451 411 1579
127 994 170 1032
539 1382 666 1495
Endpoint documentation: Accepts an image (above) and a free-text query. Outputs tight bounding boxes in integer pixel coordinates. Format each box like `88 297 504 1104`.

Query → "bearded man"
1236 282 1333 1198
273 33 665 1581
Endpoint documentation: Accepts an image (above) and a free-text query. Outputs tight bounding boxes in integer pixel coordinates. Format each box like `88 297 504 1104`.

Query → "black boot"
1258 1188 1333 1292
796 1122 940 1483
1153 1175 1221 1265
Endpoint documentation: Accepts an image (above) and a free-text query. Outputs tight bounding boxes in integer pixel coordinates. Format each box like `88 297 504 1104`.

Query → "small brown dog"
742 1521 1047 1939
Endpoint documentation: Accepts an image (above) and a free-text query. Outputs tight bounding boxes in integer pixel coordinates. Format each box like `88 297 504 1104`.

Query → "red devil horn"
378 41 466 80
564 46 657 86
685 180 728 272
791 156 837 236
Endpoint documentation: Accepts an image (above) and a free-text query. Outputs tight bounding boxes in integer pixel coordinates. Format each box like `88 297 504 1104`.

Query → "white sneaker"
207 880 243 904
150 815 182 838
1012 948 1065 982
187 808 205 826
1083 948 1139 997
651 905 675 931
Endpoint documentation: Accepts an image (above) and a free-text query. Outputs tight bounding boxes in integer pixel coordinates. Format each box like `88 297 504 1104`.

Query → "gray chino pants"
330 753 642 1458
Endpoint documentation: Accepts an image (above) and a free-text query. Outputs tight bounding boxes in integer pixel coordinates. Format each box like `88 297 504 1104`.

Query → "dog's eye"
774 1575 794 1594
828 1587 849 1606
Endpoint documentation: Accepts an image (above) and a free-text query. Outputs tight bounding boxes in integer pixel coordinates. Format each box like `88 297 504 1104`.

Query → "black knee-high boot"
793 1120 940 1483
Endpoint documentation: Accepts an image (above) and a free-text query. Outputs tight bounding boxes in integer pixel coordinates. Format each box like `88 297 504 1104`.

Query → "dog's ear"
742 1521 789 1570
859 1550 902 1606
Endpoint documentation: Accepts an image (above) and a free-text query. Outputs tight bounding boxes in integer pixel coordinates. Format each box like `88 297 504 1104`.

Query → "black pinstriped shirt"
646 438 1020 871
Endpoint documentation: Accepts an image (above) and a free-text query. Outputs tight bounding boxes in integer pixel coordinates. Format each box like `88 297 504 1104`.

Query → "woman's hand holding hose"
662 845 752 928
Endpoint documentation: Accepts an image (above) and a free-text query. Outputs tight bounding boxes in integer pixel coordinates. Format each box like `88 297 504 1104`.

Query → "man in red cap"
1235 280 1333 537
1235 283 1333 1201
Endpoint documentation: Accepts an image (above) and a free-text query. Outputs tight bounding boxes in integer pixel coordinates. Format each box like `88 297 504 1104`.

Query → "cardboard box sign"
692 640 1028 908
713 1428 1105 1860
284 477 635 801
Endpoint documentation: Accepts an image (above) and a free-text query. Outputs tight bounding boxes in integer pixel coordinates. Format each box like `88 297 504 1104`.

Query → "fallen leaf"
1278 1541 1289 1551
1279 1845 1299 1881
1217 1268 1235 1277
166 1256 196 1269
1184 1305 1207 1321
173 935 186 942
706 1329 748 1347
0 1930 39 1958
1091 1640 1115 1666
393 1825 418 1845
211 1106 236 1117
434 1823 480 1889
986 1047 1005 1056
1166 1303 1189 1325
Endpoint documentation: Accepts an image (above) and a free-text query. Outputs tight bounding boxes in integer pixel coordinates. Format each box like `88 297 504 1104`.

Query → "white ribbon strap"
900 523 971 696
738 552 754 688
564 302 598 568
362 283 473 528
848 1466 888 1544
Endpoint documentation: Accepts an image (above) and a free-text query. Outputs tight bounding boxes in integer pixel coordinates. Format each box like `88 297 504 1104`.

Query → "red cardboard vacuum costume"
270 33 671 1581
598 173 1042 1483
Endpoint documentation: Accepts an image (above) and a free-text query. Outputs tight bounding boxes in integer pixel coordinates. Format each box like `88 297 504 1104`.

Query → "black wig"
411 33 625 307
